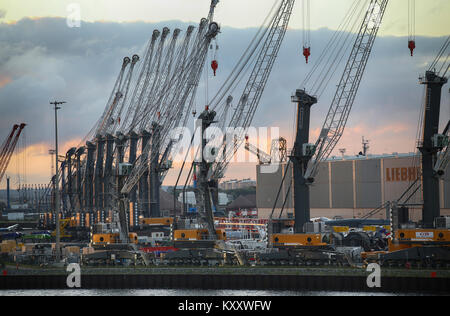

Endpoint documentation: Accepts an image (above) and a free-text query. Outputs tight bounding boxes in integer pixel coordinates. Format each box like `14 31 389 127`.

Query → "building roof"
226 194 257 210
160 189 182 212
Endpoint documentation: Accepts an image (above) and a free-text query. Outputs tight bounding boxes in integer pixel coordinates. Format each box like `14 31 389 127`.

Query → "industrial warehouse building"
256 153 450 221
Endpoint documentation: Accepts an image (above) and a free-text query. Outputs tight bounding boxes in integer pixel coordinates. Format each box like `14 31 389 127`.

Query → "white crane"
120 0 221 196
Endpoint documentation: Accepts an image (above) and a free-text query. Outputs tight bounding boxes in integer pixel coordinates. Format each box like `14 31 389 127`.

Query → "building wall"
355 159 382 208
256 154 450 220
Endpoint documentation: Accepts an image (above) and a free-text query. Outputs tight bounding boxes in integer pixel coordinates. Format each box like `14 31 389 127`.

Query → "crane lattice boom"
305 0 389 181
211 0 296 180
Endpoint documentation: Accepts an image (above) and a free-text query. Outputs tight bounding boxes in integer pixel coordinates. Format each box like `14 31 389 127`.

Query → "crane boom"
0 124 26 183
121 3 220 195
0 125 19 176
107 54 140 135
120 30 161 134
95 57 131 137
304 0 389 181
212 0 296 180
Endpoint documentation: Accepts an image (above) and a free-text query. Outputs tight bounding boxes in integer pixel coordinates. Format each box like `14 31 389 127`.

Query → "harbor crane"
111 0 221 246
179 0 297 241
270 0 390 238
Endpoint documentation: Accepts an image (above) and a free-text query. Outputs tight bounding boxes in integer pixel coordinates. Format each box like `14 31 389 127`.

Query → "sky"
0 0 449 189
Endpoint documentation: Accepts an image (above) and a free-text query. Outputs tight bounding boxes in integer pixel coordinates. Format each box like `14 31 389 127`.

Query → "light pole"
50 100 66 262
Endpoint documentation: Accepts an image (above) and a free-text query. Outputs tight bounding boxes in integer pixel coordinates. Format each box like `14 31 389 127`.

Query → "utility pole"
50 100 66 262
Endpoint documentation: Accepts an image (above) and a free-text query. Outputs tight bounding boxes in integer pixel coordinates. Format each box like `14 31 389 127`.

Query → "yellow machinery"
140 217 174 226
51 218 77 240
91 232 138 246
388 228 450 252
271 233 327 248
173 229 226 241
362 227 450 266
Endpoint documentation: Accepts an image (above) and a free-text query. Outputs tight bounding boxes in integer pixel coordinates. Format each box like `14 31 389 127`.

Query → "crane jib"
304 0 389 181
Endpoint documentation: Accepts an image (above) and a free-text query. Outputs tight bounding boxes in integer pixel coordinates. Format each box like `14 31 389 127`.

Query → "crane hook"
303 47 311 64
408 40 416 57
211 60 218 76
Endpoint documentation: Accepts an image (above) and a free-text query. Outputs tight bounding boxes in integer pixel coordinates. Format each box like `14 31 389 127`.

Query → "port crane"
269 0 390 237
171 0 297 241
361 38 450 267
107 0 221 244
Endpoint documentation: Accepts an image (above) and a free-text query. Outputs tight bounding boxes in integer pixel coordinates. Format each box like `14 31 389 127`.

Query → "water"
0 289 418 296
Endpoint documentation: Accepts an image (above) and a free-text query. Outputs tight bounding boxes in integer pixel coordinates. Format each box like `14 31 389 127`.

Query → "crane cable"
300 0 367 95
408 0 416 56
429 35 450 76
302 0 311 63
209 0 281 114
292 0 367 143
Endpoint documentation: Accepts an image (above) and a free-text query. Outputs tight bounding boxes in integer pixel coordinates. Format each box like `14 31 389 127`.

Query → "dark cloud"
0 17 448 156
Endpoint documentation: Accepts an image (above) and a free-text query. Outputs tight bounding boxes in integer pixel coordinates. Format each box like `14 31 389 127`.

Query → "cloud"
0 17 448 185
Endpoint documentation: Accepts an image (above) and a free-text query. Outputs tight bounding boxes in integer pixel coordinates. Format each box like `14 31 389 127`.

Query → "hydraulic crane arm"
304 0 389 181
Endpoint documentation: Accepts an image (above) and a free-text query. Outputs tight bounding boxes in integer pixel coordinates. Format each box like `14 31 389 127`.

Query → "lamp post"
50 101 66 261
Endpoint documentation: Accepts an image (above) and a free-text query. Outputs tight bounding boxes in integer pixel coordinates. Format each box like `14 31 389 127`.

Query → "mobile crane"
256 0 391 266
364 37 450 268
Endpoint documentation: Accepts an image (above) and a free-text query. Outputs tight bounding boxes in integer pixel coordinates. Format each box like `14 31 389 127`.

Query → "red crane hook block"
303 47 311 64
408 40 416 57
211 60 218 76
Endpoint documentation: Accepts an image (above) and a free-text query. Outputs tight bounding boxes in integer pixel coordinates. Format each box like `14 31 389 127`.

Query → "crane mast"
419 71 448 227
